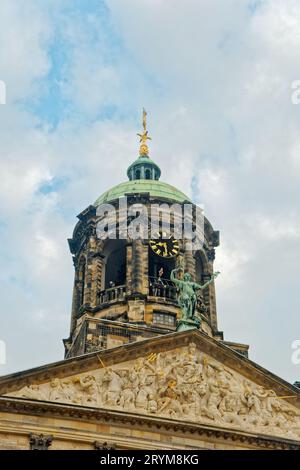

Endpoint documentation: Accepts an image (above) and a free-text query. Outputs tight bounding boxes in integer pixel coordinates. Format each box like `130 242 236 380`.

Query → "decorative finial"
142 107 147 132
137 108 151 156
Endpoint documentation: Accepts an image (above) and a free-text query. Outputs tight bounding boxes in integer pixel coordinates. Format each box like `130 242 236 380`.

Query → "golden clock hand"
157 241 168 247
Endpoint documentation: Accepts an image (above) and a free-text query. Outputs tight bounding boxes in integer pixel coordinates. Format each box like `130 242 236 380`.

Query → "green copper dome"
94 179 191 206
127 156 161 181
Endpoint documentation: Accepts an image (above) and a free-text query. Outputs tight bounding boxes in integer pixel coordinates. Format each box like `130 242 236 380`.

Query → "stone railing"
98 285 126 305
148 277 178 301
149 277 209 314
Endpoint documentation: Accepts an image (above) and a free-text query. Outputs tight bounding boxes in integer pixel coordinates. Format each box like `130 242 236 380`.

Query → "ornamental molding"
0 397 299 450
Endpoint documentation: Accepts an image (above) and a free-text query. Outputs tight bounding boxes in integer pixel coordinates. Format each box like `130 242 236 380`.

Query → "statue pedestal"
176 318 200 332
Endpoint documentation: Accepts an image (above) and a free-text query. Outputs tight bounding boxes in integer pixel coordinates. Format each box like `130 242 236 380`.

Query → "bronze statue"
171 268 220 327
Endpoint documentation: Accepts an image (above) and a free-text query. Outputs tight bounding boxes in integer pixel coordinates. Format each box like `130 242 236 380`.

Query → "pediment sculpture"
7 343 300 440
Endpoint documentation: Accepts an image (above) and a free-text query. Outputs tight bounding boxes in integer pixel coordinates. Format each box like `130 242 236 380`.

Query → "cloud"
0 0 51 100
251 213 300 241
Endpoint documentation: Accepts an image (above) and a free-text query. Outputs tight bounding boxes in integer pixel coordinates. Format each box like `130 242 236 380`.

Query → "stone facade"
64 196 234 359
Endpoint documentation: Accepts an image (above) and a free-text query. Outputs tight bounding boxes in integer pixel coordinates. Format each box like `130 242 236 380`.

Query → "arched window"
195 250 210 310
148 247 175 283
145 169 151 180
135 169 141 180
195 252 204 284
102 240 127 289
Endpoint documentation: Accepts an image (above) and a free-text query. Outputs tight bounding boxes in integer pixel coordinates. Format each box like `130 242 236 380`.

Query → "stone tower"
64 113 247 359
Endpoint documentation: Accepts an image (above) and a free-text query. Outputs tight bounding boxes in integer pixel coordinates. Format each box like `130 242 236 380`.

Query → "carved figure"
49 378 68 402
102 369 123 406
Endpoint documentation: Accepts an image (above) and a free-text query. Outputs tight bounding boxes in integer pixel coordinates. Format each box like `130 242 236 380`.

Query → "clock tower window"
102 240 127 290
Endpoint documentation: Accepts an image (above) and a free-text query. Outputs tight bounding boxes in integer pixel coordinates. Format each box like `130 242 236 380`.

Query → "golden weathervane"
137 108 151 156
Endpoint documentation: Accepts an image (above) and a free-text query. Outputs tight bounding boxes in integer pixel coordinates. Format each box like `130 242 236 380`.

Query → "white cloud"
35 232 59 272
0 1 51 100
252 213 300 241
215 243 251 291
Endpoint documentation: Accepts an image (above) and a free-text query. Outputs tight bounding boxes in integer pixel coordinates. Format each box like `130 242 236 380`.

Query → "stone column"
93 253 104 306
70 273 80 335
83 236 98 307
94 441 116 450
29 433 53 450
208 278 218 331
88 253 104 308
83 253 92 306
202 273 211 307
132 239 144 295
141 243 149 295
184 240 196 280
207 251 218 331
126 244 133 295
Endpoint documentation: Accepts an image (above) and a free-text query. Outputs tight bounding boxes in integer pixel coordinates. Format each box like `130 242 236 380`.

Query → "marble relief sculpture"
10 344 300 440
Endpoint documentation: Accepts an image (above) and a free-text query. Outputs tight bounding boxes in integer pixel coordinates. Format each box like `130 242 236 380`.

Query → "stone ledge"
0 397 299 450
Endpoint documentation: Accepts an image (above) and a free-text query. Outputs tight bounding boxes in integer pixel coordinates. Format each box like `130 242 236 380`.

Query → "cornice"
0 397 299 450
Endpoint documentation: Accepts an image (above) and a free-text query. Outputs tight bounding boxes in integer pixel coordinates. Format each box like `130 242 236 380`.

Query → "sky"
0 0 299 384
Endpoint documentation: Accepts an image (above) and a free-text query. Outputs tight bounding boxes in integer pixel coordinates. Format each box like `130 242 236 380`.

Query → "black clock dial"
149 236 179 258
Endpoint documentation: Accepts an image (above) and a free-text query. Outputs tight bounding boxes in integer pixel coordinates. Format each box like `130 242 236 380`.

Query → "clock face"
149 235 179 258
